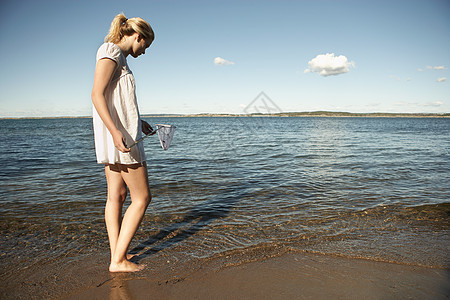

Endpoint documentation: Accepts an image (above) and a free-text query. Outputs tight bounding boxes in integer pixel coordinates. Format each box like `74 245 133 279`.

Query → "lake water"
1 116 449 284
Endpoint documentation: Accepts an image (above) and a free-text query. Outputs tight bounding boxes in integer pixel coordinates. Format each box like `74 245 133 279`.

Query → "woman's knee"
133 192 151 209
108 186 127 204
143 192 152 207
118 186 128 203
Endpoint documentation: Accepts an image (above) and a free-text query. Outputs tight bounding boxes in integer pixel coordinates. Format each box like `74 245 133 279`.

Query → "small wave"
355 202 450 228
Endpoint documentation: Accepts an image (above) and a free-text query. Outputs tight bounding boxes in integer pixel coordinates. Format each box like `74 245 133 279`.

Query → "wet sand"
61 252 449 300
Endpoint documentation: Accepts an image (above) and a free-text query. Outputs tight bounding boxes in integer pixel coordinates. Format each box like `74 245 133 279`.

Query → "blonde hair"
105 13 154 44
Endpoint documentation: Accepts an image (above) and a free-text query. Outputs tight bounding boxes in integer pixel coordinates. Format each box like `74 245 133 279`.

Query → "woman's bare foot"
109 260 145 273
109 254 136 264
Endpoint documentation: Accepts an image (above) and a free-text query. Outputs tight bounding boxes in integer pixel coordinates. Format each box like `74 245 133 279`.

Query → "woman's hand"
142 120 154 135
112 129 130 153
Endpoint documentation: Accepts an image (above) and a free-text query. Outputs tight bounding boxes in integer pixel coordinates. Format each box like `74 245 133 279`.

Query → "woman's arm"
91 58 130 153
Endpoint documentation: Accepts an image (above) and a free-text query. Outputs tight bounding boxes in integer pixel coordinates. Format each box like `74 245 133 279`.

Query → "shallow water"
1 116 449 284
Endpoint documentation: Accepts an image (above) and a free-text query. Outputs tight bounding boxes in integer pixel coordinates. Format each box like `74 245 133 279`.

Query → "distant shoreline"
1 111 449 120
157 111 450 118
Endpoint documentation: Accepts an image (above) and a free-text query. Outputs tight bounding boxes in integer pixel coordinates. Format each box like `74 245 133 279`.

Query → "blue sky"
0 0 449 117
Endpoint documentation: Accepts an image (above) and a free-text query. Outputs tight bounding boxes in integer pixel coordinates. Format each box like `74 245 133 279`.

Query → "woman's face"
131 34 152 58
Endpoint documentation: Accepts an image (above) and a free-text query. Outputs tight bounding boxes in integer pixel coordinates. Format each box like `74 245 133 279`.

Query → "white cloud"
425 65 447 70
389 75 413 82
437 77 447 83
424 101 444 107
304 53 354 77
214 57 235 65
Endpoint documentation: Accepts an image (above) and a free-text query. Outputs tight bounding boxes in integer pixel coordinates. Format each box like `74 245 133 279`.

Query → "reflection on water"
109 274 132 300
0 117 449 287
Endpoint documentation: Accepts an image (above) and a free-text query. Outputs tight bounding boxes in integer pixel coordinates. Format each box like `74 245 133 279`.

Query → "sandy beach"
4 250 446 299
59 251 449 299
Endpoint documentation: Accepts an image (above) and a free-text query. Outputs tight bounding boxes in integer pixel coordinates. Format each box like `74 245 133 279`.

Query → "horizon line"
1 111 450 120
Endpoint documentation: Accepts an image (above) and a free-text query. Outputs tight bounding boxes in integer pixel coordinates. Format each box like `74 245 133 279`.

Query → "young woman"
91 13 154 272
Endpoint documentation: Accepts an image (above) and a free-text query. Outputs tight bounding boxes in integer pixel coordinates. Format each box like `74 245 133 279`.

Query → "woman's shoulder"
96 42 122 62
98 42 120 51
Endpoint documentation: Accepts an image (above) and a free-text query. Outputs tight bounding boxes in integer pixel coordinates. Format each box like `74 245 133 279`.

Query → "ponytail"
105 13 154 44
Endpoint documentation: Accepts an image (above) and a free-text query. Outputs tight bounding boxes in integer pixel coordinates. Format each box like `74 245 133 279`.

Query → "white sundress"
92 42 146 165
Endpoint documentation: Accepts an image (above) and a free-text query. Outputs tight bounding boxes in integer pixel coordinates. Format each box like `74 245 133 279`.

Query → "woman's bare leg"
104 164 127 262
109 163 151 272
